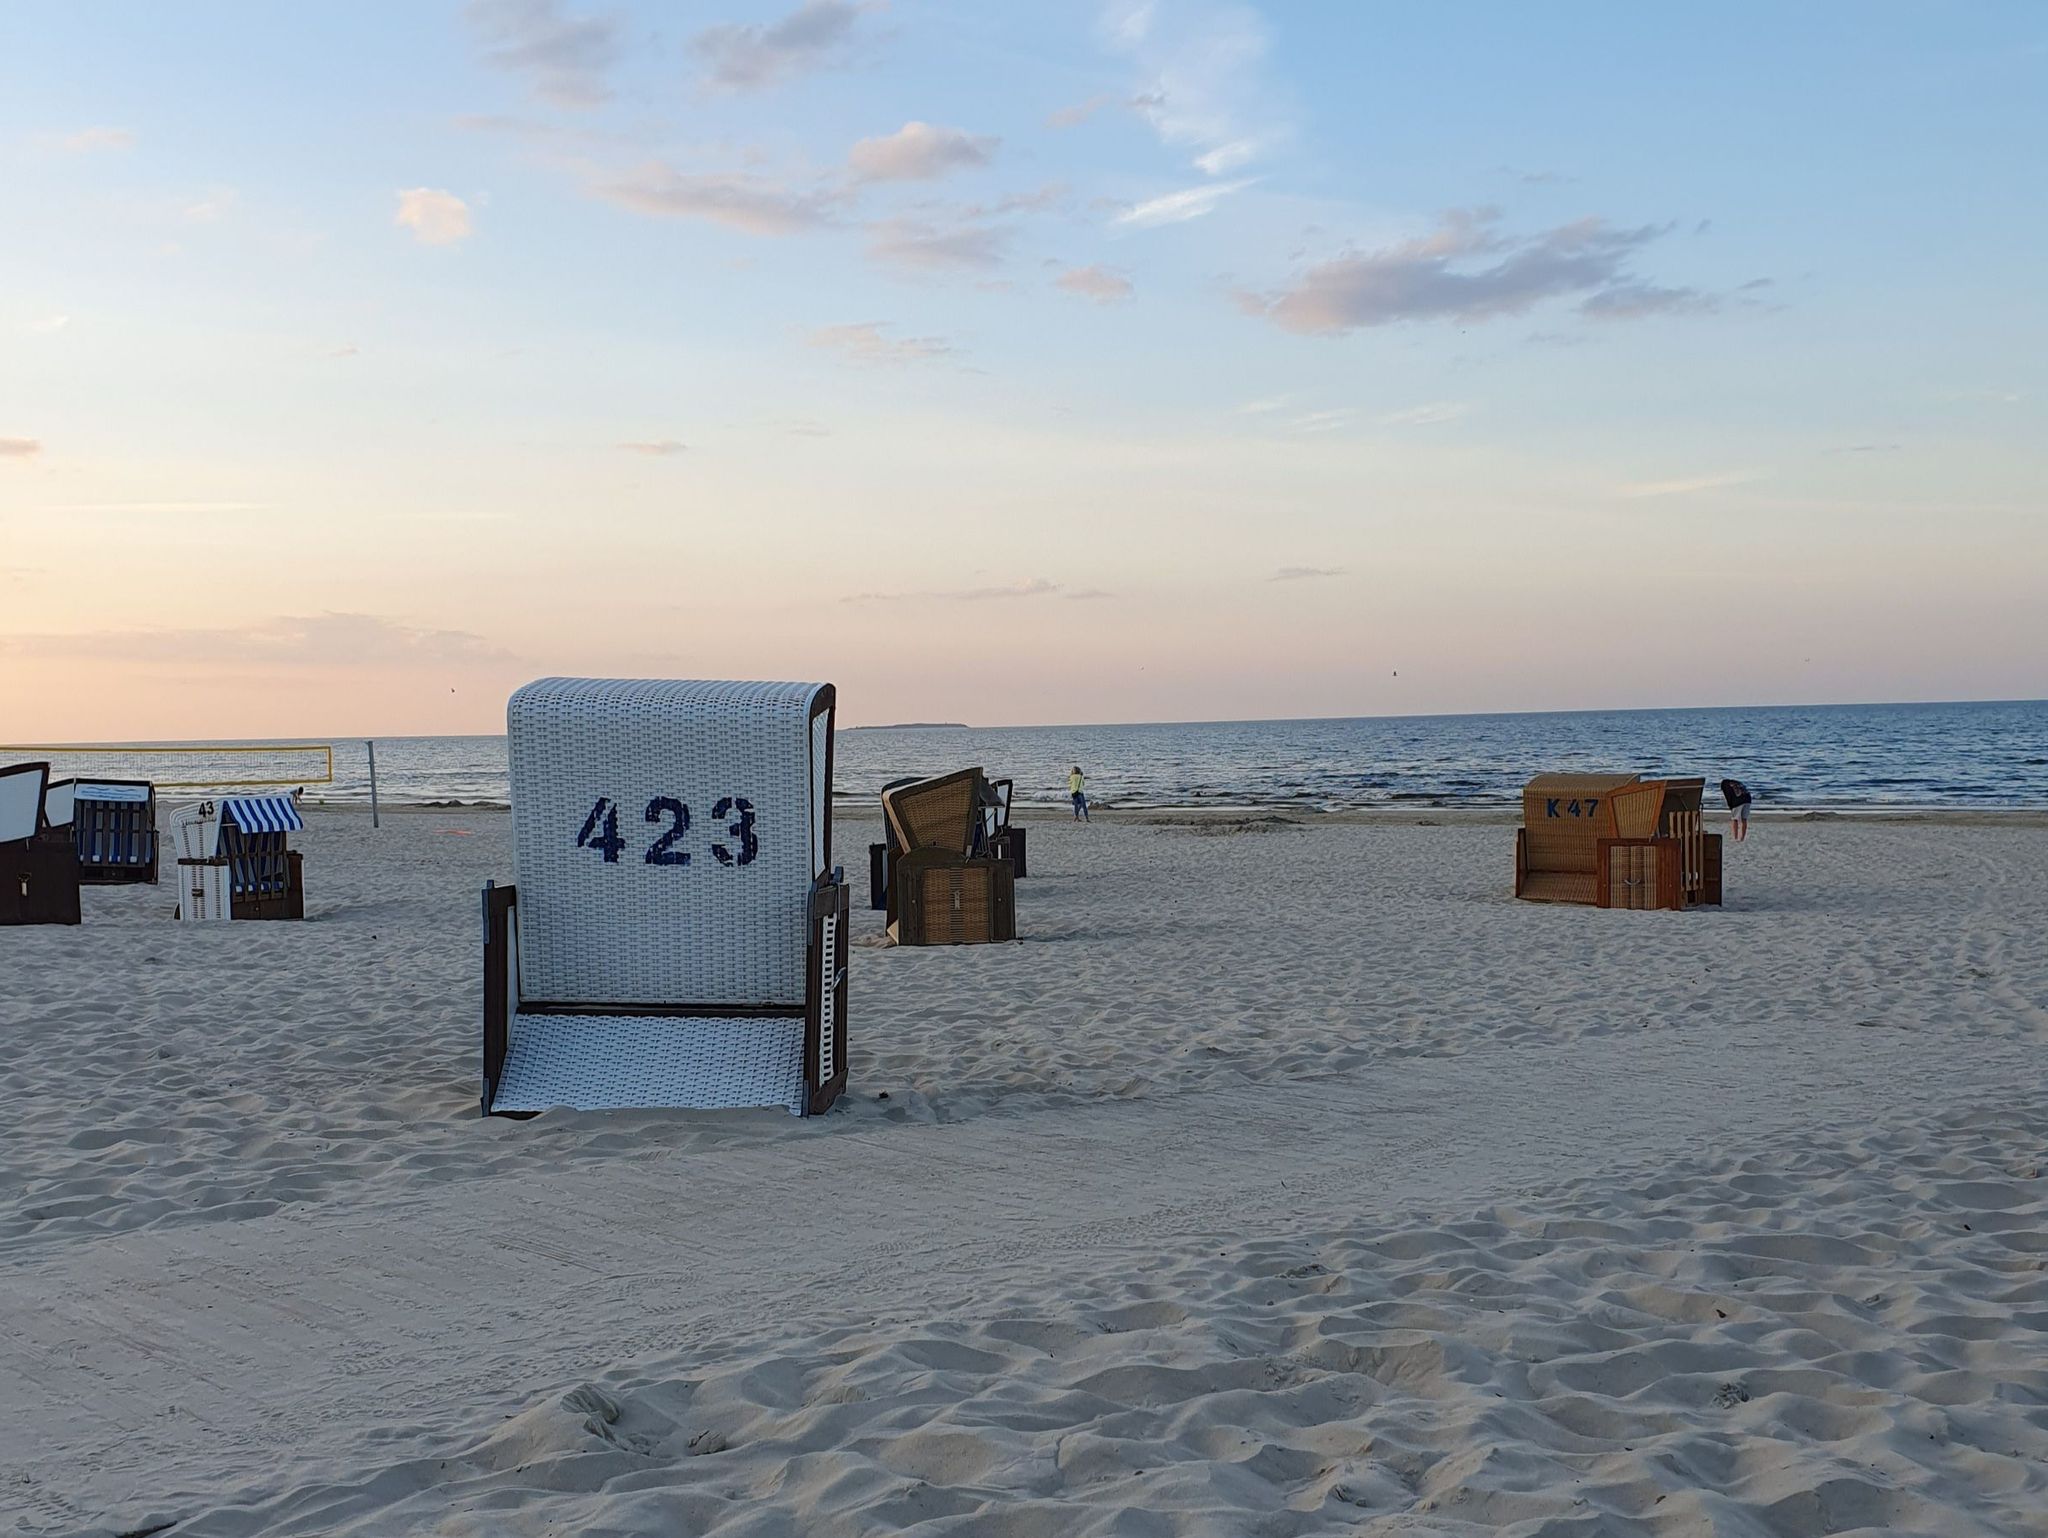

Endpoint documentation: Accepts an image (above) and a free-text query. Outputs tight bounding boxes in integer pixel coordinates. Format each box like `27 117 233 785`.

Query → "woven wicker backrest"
1521 773 1636 875
882 768 981 856
1608 781 1667 840
509 678 834 1008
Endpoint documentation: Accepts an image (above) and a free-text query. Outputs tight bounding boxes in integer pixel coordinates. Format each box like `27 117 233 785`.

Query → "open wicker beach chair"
1515 772 1721 910
68 779 158 884
481 677 849 1119
882 767 1016 946
0 762 81 925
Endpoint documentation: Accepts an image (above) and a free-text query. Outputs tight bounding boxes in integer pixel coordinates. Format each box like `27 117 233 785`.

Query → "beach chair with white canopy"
481 677 849 1118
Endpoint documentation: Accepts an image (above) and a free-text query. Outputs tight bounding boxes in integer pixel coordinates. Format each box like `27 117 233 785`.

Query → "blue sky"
2 1 2043 735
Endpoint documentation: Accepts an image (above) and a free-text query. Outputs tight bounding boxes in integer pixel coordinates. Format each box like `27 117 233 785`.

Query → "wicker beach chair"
167 795 305 920
219 796 306 919
1515 772 1722 909
0 762 81 925
881 768 1016 946
69 779 158 885
480 678 849 1119
1599 777 1720 909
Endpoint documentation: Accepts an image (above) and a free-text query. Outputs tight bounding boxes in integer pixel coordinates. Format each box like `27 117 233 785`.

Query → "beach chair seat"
0 762 81 926
481 678 848 1119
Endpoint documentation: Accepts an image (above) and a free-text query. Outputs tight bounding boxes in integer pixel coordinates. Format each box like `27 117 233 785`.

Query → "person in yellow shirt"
1068 765 1089 822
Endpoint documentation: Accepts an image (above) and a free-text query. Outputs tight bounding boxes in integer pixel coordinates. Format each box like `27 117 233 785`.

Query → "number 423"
574 795 759 867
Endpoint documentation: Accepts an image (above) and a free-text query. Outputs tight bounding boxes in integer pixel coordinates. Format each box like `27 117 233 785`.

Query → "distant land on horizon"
848 722 971 731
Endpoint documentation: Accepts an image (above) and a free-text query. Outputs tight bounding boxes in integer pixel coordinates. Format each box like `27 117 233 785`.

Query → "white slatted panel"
817 910 840 1085
509 678 825 1006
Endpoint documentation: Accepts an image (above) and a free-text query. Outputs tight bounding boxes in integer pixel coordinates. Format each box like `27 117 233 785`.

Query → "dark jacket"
1721 778 1753 809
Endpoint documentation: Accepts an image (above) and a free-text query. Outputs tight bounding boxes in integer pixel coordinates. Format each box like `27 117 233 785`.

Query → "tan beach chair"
1516 772 1722 909
881 768 1016 945
481 678 849 1118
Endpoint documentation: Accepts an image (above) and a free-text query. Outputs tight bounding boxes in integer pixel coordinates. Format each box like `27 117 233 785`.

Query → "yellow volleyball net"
0 742 336 791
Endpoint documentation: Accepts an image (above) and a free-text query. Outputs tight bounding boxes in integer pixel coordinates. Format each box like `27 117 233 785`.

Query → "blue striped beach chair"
67 779 159 885
217 795 306 919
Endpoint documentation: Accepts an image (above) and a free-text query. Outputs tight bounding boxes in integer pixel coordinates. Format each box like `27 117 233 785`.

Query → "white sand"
4 809 2047 1535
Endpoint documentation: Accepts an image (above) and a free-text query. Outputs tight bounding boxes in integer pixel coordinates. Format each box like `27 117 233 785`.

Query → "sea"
22 699 2048 813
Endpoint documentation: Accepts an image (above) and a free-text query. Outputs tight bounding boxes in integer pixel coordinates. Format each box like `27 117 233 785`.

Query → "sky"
2 1 2044 738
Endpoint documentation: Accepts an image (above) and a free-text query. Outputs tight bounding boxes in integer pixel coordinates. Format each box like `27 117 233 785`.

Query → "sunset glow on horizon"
3 2 2043 739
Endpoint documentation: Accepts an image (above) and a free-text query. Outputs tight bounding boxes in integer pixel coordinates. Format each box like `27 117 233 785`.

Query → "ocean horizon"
15 696 2048 813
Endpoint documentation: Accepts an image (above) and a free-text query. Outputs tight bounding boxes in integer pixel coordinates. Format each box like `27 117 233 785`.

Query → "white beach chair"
169 801 231 922
481 678 849 1118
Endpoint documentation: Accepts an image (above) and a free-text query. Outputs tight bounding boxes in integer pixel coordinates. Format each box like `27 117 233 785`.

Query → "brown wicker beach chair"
881 768 1016 945
1516 772 1722 909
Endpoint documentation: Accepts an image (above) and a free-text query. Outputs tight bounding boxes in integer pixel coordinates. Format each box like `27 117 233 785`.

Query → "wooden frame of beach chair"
976 777 1029 879
1594 838 1685 910
0 762 82 926
480 678 849 1119
892 848 1016 945
68 778 159 885
1605 778 1721 909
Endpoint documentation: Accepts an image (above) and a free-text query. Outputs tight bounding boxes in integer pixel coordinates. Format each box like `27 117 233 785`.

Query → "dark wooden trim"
514 1000 807 1019
868 841 890 911
481 882 515 1115
1514 827 1528 898
0 833 81 926
804 875 850 1114
1701 833 1724 906
229 848 304 919
810 684 837 881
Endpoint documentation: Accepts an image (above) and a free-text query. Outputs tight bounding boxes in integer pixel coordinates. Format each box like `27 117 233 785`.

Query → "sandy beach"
5 808 2047 1536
